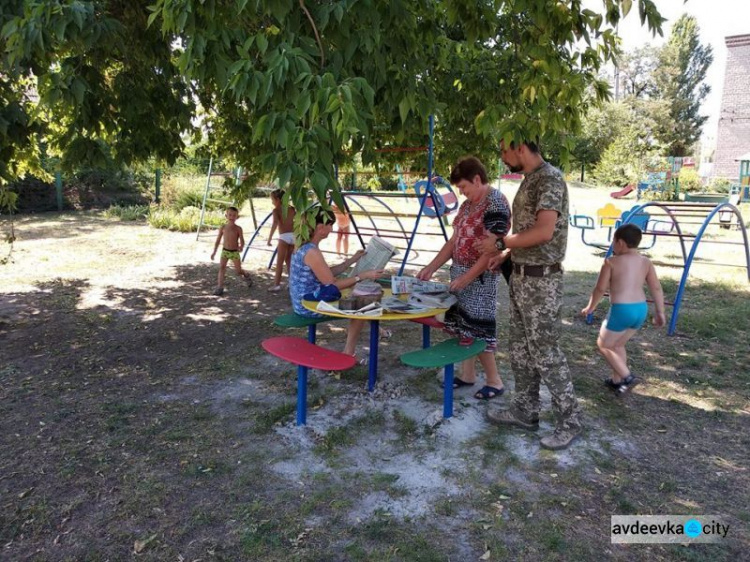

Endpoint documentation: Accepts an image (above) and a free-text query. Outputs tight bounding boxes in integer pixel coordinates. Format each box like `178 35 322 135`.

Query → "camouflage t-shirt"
511 161 568 265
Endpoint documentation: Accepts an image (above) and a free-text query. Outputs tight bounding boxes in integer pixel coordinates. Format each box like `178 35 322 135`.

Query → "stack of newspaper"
388 275 457 309
407 292 457 309
380 296 432 314
390 275 449 295
351 280 383 297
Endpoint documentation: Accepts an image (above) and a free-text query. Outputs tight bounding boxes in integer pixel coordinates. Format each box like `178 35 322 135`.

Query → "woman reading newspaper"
289 207 384 361
417 157 511 400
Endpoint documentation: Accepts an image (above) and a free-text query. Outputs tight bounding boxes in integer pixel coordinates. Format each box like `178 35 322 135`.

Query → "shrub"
677 167 703 193
159 174 232 211
379 175 400 191
65 169 152 208
172 188 212 211
708 177 733 194
147 206 225 232
103 204 151 220
641 186 679 202
592 131 661 187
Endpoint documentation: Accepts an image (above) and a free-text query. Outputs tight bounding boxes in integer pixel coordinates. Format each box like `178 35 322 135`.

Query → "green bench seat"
400 338 486 418
273 312 340 343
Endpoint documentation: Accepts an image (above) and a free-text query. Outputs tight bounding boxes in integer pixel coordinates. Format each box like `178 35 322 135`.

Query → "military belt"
512 263 562 277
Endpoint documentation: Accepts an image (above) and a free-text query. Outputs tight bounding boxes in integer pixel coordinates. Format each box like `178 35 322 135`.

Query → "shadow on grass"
0 265 748 561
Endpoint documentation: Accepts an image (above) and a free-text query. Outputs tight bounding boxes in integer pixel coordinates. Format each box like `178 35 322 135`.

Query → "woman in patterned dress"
416 157 511 400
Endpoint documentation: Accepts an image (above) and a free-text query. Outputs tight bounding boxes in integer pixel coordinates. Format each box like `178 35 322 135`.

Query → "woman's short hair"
449 156 488 185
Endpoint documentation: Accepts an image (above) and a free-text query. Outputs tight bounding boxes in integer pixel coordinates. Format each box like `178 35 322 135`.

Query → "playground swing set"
609 157 694 201
581 200 750 335
241 115 462 275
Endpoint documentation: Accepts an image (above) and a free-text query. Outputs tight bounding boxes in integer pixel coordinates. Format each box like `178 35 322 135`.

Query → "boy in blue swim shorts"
582 224 666 395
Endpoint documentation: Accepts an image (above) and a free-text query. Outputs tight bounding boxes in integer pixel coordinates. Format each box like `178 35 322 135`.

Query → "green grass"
3 209 750 561
315 425 357 454
252 402 297 432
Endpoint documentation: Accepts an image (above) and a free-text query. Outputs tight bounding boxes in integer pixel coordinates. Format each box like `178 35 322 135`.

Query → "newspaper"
390 275 450 295
316 300 383 317
351 279 383 296
407 292 457 309
380 296 432 314
351 236 398 276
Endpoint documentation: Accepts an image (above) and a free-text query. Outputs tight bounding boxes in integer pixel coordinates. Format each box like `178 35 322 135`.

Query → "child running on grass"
581 223 666 395
267 188 296 292
211 206 253 296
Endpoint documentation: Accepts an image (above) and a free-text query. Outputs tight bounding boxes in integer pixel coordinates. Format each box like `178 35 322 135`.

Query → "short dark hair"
508 140 540 154
449 156 488 185
270 188 284 200
614 223 642 248
227 206 239 213
314 207 335 225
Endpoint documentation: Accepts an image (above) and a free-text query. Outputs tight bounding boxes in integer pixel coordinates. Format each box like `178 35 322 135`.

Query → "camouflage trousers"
508 271 582 432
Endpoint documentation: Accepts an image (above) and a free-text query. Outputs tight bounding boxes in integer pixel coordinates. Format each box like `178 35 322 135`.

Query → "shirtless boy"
211 206 252 296
581 224 666 395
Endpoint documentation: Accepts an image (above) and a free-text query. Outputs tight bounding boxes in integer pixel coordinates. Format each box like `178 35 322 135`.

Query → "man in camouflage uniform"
477 140 582 450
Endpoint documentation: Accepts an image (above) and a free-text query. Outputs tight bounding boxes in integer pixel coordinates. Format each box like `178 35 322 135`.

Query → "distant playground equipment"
636 171 670 200
627 157 694 201
394 164 459 218
737 153 750 202
196 157 251 239
242 115 457 275
570 203 670 250
583 200 750 335
412 175 458 218
610 184 635 199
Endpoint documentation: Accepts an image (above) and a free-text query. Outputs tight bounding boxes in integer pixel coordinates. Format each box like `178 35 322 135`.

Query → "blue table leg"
297 365 308 425
368 320 379 391
443 363 454 418
422 324 430 349
307 324 316 344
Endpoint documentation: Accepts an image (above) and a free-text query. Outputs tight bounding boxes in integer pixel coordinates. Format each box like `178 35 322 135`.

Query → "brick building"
713 34 750 181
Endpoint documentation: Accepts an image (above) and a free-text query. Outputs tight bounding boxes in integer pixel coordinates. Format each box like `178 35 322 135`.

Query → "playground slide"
610 184 635 199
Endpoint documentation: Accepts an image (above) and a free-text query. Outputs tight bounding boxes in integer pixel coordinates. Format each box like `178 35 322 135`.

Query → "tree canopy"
553 13 712 184
2 0 665 227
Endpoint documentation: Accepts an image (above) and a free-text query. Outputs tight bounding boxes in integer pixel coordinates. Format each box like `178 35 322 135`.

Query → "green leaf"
146 9 160 28
277 165 292 189
324 94 340 114
333 5 344 23
398 97 409 124
71 79 85 105
310 171 328 194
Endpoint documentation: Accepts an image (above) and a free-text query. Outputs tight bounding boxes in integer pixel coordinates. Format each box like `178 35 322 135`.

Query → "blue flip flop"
474 385 505 400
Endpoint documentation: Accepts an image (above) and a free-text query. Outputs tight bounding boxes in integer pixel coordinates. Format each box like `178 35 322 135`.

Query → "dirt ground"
1 186 749 561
